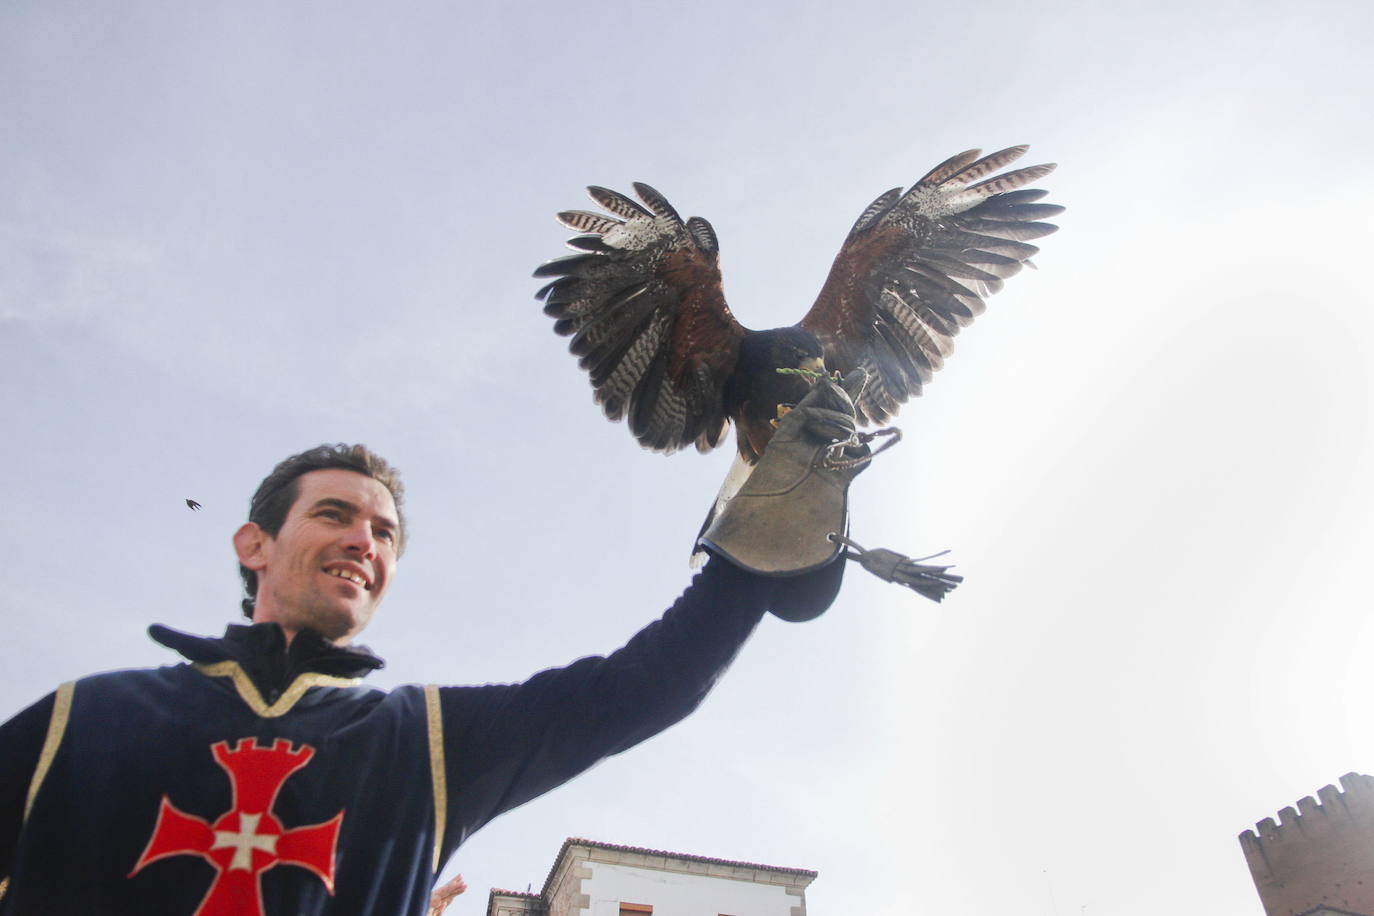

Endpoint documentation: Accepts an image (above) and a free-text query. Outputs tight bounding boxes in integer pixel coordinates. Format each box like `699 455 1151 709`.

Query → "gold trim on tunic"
193 661 360 718
424 683 447 873
23 680 75 824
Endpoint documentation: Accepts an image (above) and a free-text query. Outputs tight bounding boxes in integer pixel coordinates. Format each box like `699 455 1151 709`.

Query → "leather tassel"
831 536 963 602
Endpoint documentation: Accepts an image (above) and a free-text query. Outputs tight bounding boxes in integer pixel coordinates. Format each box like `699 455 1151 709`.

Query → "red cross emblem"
129 738 344 916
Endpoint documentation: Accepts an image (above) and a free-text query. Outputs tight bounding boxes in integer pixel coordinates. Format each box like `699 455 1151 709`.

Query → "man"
0 431 849 914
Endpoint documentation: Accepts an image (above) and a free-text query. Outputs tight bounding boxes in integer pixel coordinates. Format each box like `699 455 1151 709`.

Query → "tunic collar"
149 621 385 700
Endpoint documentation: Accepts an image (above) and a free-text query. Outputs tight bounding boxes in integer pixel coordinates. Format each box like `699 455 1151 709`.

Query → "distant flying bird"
185 499 202 511
535 145 1061 464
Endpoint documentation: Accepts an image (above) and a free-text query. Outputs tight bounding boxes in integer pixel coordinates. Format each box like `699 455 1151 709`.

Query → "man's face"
235 468 400 643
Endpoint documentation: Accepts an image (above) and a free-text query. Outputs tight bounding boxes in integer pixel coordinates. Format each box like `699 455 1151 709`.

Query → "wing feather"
946 145 1029 184
799 145 1059 423
631 182 685 224
686 216 719 253
533 252 597 279
557 210 624 235
880 291 944 384
848 187 903 235
596 310 671 420
587 186 651 219
959 218 1059 242
967 163 1057 197
567 283 655 359
915 149 982 186
868 323 915 403
536 184 747 453
565 234 613 253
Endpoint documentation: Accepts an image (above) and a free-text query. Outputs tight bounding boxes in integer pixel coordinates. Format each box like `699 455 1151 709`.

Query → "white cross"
212 812 279 871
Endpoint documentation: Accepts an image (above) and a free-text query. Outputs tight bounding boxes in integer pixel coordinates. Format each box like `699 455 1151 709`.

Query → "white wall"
582 862 797 916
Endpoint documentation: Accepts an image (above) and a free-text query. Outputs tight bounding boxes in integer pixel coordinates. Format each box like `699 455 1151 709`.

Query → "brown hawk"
535 145 1061 464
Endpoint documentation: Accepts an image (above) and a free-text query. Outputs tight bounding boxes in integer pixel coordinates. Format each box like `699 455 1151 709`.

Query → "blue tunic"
0 559 840 915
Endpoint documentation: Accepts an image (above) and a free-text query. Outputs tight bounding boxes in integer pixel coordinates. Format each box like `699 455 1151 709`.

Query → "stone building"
486 838 815 916
1240 772 1374 916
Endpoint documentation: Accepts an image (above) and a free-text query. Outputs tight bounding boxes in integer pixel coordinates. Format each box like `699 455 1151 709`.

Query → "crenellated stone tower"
1240 772 1374 916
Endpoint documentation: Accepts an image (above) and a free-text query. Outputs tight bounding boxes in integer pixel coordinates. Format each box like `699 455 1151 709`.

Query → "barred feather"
632 182 684 224
800 144 1059 423
927 228 1041 261
869 325 914 402
686 216 719 253
628 335 692 452
568 284 655 359
596 311 672 421
557 210 624 235
882 288 950 368
914 149 982 186
919 253 1007 285
946 145 1028 184
849 187 903 235
968 163 1057 196
588 185 651 219
856 353 900 423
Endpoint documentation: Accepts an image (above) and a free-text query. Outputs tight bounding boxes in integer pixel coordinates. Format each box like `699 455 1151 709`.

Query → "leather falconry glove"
697 369 961 620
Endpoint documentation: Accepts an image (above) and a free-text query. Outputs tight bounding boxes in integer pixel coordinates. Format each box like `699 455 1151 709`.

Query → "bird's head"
754 326 825 374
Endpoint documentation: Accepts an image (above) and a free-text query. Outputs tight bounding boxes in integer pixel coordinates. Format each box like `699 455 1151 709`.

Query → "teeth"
327 568 368 589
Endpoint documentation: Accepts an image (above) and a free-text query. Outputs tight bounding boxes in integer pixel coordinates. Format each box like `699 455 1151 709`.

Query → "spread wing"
799 145 1061 424
536 184 748 454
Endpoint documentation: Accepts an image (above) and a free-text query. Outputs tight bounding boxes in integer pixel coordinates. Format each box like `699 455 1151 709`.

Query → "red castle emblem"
130 738 344 916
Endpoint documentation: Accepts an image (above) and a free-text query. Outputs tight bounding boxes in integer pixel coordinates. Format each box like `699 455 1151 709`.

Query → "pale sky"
3 2 1373 914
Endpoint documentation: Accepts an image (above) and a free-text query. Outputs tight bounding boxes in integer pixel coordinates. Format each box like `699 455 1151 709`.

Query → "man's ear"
233 522 270 572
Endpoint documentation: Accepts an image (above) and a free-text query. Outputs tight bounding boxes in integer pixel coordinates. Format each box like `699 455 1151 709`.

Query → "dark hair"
239 443 406 618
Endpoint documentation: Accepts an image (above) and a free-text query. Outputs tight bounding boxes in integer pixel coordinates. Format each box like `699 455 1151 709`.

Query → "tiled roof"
486 887 546 916
541 837 817 895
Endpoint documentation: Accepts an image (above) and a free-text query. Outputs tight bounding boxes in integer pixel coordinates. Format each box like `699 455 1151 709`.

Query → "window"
618 904 652 916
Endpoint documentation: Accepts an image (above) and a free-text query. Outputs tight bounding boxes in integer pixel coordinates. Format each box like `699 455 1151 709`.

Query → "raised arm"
432 556 843 859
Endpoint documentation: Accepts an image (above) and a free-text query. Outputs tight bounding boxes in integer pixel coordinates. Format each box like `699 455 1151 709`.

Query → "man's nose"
340 522 377 557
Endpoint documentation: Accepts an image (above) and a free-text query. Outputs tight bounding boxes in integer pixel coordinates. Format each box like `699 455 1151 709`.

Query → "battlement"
1240 773 1374 916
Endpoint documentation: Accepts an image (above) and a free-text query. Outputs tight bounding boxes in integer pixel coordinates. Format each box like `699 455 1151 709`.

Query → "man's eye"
376 529 395 543
319 509 343 520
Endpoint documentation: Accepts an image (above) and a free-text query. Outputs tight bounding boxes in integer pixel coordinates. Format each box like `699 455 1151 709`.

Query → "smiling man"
235 465 401 645
0 438 853 915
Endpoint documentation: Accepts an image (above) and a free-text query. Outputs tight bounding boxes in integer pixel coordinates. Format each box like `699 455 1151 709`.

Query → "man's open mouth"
325 567 370 590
